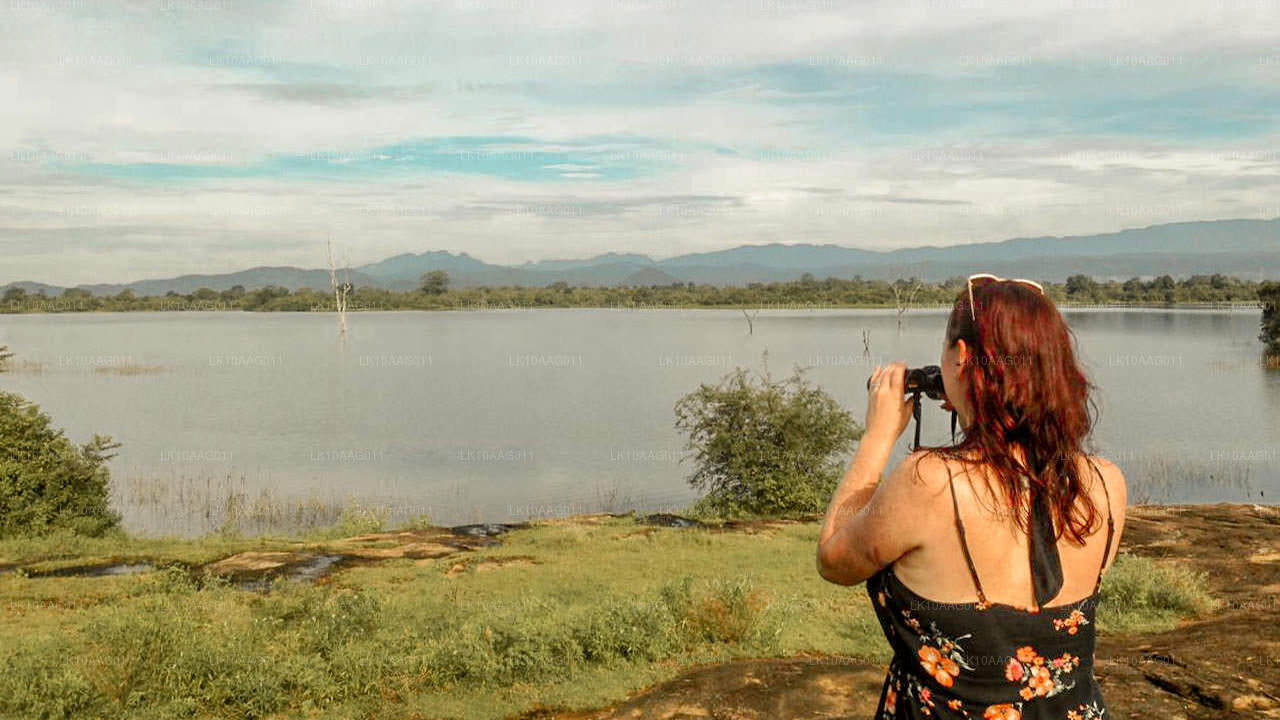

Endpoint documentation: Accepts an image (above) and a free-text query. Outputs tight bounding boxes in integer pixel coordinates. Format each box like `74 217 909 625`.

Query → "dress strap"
949 476 990 606
1091 463 1116 594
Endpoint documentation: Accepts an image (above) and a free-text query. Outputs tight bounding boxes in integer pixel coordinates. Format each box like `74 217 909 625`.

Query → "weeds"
1098 553 1217 633
0 556 778 719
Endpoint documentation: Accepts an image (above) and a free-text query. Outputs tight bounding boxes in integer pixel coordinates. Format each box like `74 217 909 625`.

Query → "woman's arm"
816 362 929 586
816 446 931 585
817 431 895 560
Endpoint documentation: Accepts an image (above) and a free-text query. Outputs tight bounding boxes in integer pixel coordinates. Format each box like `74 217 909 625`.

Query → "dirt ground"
521 503 1280 720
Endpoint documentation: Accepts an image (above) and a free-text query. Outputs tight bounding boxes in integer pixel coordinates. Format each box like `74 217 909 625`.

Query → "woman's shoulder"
905 448 1128 507
1078 453 1128 501
896 448 960 486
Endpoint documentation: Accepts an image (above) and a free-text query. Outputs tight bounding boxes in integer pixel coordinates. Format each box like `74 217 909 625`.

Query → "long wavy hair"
922 279 1105 545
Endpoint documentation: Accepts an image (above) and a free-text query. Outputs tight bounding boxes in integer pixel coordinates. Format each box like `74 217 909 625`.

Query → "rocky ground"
523 504 1280 720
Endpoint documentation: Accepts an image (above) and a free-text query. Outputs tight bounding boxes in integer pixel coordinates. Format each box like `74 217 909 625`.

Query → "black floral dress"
866 476 1114 720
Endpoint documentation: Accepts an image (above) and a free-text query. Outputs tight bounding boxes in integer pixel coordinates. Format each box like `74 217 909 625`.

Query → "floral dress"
866 475 1114 720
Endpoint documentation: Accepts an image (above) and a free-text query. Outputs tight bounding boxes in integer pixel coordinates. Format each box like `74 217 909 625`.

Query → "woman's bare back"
892 452 1127 609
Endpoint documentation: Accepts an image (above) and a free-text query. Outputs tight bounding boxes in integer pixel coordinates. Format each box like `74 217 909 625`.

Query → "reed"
1125 456 1254 504
112 474 392 538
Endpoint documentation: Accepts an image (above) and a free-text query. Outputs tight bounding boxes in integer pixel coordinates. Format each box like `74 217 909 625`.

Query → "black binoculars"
866 365 947 401
866 365 955 451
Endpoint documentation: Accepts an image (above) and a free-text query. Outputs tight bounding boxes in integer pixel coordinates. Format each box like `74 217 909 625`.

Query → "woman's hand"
864 362 916 446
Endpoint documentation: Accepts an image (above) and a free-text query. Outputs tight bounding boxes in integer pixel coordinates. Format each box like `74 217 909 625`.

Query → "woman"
816 275 1127 720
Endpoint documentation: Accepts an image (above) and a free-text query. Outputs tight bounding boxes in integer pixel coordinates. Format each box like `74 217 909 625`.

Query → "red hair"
922 280 1105 545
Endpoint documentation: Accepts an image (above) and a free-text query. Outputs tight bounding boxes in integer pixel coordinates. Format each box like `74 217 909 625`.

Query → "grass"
0 517 1214 720
1126 456 1255 504
1097 552 1218 633
112 474 406 538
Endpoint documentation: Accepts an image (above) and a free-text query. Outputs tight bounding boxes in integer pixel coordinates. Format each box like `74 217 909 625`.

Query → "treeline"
0 273 1266 314
1260 281 1280 356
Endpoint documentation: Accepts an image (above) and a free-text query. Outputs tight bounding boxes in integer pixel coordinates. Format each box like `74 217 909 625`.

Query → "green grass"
0 519 1212 720
1097 552 1217 633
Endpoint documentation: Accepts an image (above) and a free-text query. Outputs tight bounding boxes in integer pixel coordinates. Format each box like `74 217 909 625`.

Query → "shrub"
660 574 781 648
0 636 103 720
0 390 122 537
1097 553 1216 633
674 353 862 518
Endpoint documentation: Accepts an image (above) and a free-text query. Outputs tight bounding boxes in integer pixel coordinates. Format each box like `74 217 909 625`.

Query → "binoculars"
866 365 955 450
866 365 947 401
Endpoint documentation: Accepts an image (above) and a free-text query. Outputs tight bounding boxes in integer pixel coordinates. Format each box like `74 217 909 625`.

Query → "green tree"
674 355 862 518
1064 274 1098 301
2 287 26 305
243 285 290 310
0 345 11 372
1259 281 1280 356
419 270 451 295
0 391 122 536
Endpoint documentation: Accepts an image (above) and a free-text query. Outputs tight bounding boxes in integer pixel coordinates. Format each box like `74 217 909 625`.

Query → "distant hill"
74 267 380 297
4 217 1278 296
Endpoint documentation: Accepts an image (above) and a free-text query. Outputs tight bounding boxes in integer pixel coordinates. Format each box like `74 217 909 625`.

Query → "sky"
3 0 1280 286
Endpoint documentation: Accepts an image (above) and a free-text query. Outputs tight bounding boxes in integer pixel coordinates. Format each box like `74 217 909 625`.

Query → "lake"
0 308 1275 536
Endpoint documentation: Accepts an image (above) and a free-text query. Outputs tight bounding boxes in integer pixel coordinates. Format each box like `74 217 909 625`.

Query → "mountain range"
4 218 1279 296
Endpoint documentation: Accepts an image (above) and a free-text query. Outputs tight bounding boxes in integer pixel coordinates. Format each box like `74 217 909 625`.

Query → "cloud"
1 0 1279 284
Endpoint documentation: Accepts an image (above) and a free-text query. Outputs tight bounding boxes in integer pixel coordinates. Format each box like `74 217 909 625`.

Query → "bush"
660 574 780 647
0 635 104 720
0 390 122 537
674 353 862 518
1097 553 1216 633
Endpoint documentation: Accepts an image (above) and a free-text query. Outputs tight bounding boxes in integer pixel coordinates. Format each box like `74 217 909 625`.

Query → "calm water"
0 309 1275 535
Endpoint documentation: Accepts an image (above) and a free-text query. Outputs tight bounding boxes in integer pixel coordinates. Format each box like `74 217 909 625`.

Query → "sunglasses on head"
966 273 1044 322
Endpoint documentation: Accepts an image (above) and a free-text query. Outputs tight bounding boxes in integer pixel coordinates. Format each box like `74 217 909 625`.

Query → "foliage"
0 274 1267 314
420 269 451 295
0 345 11 372
0 552 776 719
1258 280 1280 355
0 391 122 537
674 354 862 518
1097 553 1217 633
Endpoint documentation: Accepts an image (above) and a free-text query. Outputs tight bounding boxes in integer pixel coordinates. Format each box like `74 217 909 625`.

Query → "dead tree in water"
742 308 760 334
327 238 351 336
891 280 923 331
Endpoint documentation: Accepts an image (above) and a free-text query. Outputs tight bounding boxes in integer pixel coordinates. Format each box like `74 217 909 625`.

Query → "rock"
339 542 461 560
204 551 309 574
1232 694 1276 711
450 522 528 537
641 513 703 528
1248 548 1280 564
